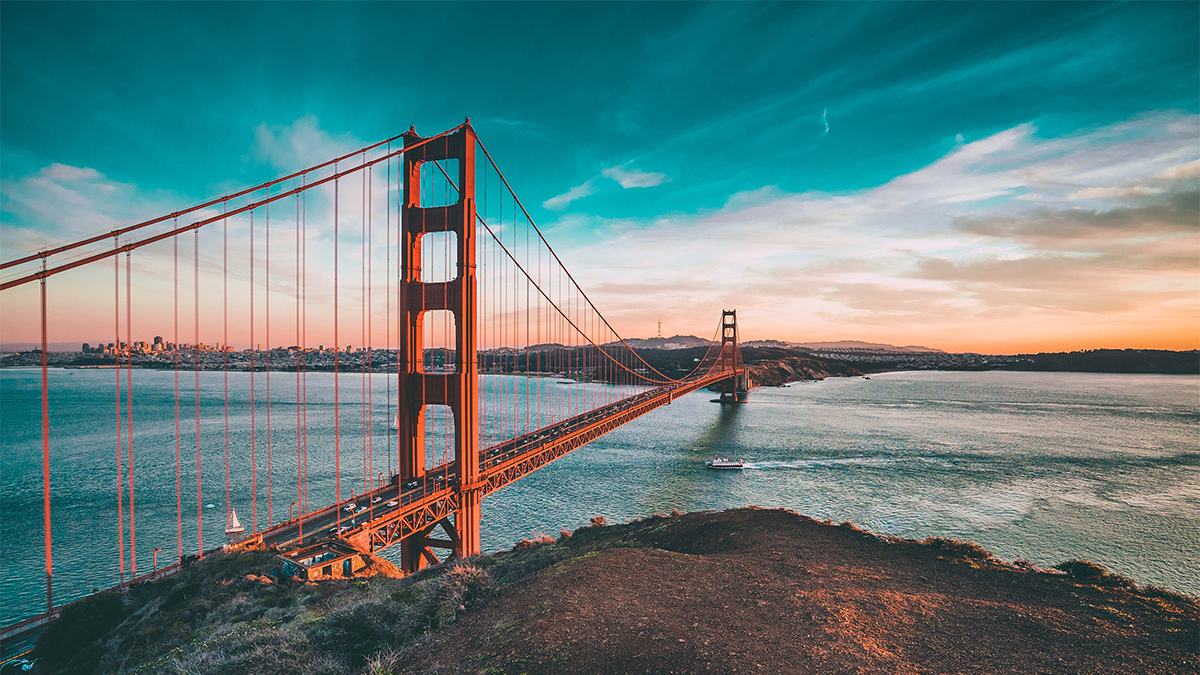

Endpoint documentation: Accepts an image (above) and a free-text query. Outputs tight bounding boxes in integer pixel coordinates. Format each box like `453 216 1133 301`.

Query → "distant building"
82 343 91 353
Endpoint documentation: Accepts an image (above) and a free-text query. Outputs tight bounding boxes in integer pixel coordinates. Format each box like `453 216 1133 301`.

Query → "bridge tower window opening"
420 309 458 375
418 158 460 208
420 404 456 478
419 231 458 283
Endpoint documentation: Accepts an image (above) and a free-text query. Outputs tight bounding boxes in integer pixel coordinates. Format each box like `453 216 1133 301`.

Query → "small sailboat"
391 412 399 430
225 508 245 537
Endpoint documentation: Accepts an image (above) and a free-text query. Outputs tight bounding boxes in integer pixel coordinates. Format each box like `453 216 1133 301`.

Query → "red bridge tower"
397 122 480 571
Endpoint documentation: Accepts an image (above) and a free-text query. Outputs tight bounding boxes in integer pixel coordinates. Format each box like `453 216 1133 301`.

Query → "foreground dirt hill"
396 508 1196 675
24 507 1196 674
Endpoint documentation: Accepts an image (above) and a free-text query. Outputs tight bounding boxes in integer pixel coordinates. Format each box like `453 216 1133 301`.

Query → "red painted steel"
398 123 480 572
126 253 136 578
174 232 183 563
40 261 52 612
114 239 125 582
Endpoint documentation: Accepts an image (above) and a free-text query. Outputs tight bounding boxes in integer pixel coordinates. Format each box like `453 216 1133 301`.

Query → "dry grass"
921 536 994 561
1054 559 1137 589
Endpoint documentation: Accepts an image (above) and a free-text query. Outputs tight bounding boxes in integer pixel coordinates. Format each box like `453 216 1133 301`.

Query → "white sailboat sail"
225 507 245 535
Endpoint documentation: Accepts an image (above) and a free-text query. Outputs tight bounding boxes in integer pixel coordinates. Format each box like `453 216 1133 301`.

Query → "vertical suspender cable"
362 163 367 494
481 159 487 450
334 172 341 507
423 162 429 484
125 251 136 578
114 237 125 582
266 189 272 527
368 165 374 491
250 209 257 533
525 212 530 435
445 174 450 469
302 182 309 516
398 154 404 477
40 258 52 612
174 226 182 563
223 203 230 532
195 230 202 559
295 190 302 529
386 149 392 479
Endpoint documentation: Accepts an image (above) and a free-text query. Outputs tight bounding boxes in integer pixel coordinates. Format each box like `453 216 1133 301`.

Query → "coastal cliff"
25 508 1197 675
743 354 864 386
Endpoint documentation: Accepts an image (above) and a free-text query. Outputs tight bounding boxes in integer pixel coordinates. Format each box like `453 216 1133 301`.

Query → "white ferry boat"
706 457 744 470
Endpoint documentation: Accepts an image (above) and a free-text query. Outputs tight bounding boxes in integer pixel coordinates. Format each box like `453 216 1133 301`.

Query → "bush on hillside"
32 591 128 672
1054 559 1136 588
923 537 993 561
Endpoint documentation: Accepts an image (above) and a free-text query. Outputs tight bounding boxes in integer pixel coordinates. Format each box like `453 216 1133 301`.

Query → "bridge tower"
397 122 480 571
718 309 747 403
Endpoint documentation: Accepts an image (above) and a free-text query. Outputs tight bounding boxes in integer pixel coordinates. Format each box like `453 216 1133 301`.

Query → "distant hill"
1005 349 1198 375
617 335 714 350
0 342 88 353
624 337 944 353
753 340 945 353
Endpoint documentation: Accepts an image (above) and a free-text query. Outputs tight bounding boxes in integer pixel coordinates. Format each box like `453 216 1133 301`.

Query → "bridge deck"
242 370 740 555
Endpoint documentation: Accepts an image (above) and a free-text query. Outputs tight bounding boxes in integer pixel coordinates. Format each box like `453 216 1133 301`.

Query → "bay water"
1 368 1197 625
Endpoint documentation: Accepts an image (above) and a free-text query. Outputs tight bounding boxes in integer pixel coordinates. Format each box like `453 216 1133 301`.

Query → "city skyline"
2 3 1197 353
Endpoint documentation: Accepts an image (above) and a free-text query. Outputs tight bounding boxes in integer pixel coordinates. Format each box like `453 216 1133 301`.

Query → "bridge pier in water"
397 122 481 572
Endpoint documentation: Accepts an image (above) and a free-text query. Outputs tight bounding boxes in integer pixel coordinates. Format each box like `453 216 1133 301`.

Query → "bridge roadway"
241 369 741 556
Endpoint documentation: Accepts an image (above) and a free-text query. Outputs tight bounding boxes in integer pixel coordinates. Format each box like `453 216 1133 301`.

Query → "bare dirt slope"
398 508 1196 675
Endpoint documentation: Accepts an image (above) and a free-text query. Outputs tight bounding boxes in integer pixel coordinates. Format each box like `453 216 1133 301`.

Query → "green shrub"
32 591 128 672
160 581 201 612
922 536 993 560
1055 559 1136 588
390 587 422 605
513 534 555 550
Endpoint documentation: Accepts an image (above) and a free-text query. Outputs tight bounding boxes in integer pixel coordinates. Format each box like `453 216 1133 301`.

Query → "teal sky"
2 2 1198 352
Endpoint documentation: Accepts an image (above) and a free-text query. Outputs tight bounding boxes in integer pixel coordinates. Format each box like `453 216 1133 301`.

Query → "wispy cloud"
818 108 830 139
543 179 597 210
0 163 171 255
602 165 669 189
253 115 361 171
475 117 546 137
548 111 1199 351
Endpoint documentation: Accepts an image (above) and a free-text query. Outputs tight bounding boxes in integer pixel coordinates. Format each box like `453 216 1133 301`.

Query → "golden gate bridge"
0 120 746 643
